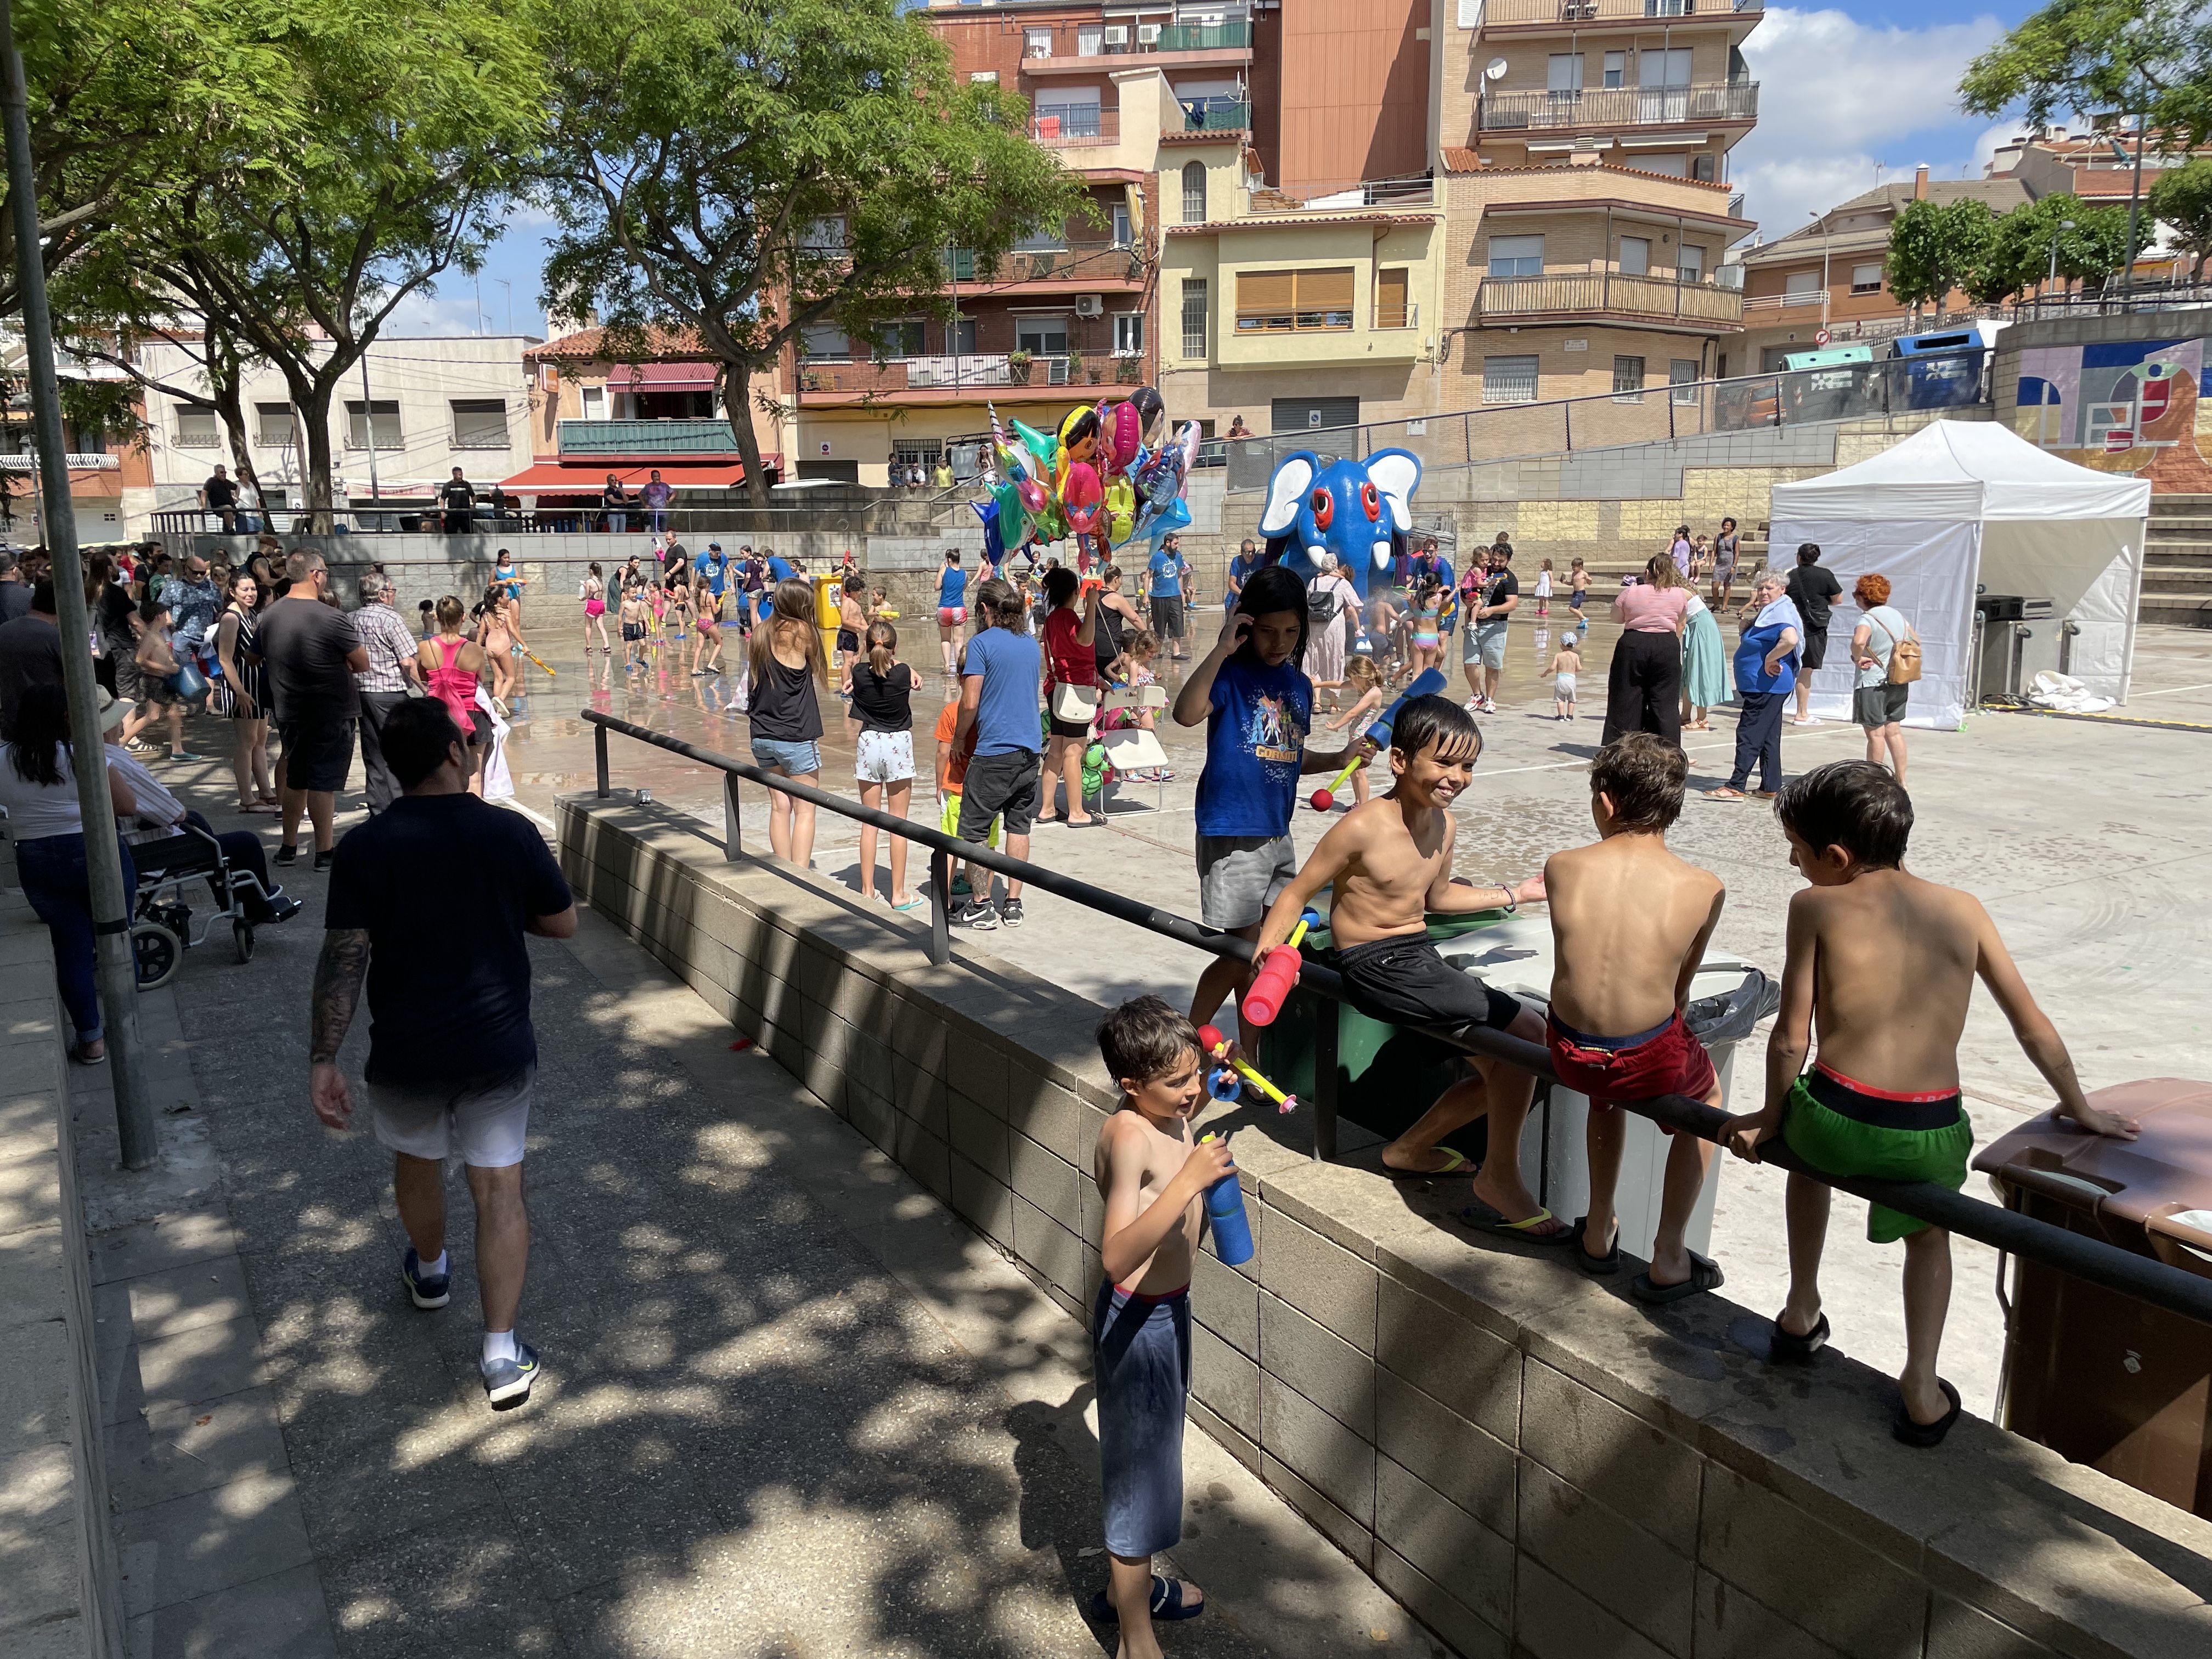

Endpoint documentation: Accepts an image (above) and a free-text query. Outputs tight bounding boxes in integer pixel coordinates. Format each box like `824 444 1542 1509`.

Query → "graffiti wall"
2012 336 2212 492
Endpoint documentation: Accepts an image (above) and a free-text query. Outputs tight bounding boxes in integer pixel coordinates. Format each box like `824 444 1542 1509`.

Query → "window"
1693 153 1717 182
1015 219 1066 252
799 215 846 254
1076 24 1102 55
1602 51 1627 89
1639 48 1692 87
1182 161 1207 223
1612 356 1646 399
1035 95 1102 138
1547 53 1584 93
343 399 402 450
1482 355 1540 404
253 402 295 448
1114 311 1144 356
1181 278 1208 358
949 317 978 356
1784 269 1821 296
174 405 219 448
1487 235 1544 278
1618 236 1651 276
1851 262 1884 295
579 384 606 419
1235 267 1355 332
1669 360 1700 403
1375 267 1410 329
1015 314 1070 357
450 399 508 449
1677 245 1705 283
1025 26 1052 57
873 319 926 360
800 321 851 360
1635 154 1690 177
1112 204 1132 247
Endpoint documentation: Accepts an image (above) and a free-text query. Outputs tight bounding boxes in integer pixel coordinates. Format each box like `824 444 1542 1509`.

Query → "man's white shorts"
369 1065 534 1168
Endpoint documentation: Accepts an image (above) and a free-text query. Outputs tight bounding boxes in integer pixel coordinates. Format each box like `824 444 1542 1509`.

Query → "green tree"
2148 156 2212 275
1963 195 2148 303
1960 0 2212 150
535 0 1086 504
1886 198 2000 319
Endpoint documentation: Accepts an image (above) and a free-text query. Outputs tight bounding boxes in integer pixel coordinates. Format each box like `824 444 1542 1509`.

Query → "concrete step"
2139 591 2212 626
2147 517 2212 535
2143 539 2212 558
2141 567 2212 593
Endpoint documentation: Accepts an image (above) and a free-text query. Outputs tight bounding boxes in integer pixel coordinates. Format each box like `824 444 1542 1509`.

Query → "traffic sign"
1814 328 1831 346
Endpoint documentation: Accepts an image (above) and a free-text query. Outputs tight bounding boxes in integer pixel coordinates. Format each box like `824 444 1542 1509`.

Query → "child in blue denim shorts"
1089 996 1236 1646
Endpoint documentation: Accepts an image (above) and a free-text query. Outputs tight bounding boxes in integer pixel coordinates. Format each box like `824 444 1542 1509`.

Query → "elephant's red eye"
1361 482 1381 520
1310 489 1333 529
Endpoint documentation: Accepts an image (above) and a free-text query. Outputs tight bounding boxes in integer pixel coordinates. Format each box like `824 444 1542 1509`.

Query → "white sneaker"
1463 697 1482 714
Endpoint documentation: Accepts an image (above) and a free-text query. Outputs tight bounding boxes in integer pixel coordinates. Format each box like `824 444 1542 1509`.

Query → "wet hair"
1043 566 1079 607
1391 694 1481 766
436 595 466 629
1775 760 1912 870
1126 628 1159 659
1590 733 1686 833
1641 554 1682 590
1570 557 1585 571
864 619 896 678
1345 655 1383 692
1854 573 1892 607
5 682 69 786
843 573 867 595
139 594 170 624
973 577 1024 630
1796 541 1823 566
1097 995 1200 1091
943 546 961 563
749 577 826 685
589 562 602 576
1235 564 1309 667
381 698 469 789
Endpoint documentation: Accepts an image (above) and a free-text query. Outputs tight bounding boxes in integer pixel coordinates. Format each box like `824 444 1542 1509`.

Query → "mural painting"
2012 336 2212 492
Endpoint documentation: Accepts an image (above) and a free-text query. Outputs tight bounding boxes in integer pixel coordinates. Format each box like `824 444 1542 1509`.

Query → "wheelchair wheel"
132 921 182 990
233 920 256 964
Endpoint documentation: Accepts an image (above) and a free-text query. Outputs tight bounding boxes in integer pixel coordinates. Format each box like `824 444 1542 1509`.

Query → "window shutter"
1296 268 1354 311
1375 268 1409 329
450 399 508 449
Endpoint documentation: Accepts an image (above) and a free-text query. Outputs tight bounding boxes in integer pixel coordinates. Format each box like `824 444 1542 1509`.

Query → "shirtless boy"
1092 996 1232 1651
1726 762 2137 1446
1253 697 1565 1241
1544 735 1727 1298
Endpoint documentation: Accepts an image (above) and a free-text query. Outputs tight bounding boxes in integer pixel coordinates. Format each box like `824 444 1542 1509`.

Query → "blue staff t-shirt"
1148 548 1184 599
693 549 727 597
963 625 1041 757
1195 655 1312 839
938 565 969 609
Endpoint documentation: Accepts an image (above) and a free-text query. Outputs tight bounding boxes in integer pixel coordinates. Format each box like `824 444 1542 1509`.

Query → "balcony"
796 356 1081 398
1477 82 1758 132
1019 19 1255 72
1155 21 1252 51
556 418 739 457
1183 98 1251 132
1481 0 1764 26
1032 105 1118 146
950 243 1144 288
1476 271 1745 329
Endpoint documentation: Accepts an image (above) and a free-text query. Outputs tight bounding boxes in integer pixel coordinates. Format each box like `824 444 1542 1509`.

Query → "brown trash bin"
1974 1078 2212 1519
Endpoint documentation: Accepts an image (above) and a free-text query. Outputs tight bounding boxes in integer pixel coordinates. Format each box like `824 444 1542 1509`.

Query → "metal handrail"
582 708 2212 1330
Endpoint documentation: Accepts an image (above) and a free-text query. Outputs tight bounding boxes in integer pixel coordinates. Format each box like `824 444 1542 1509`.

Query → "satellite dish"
1485 58 1509 83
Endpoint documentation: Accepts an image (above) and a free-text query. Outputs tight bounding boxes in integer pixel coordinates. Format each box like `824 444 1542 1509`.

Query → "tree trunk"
210 368 267 527
296 374 337 535
722 360 771 507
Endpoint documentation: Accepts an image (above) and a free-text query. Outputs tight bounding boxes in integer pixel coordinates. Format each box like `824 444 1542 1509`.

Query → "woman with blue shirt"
1707 571 1801 800
935 548 969 678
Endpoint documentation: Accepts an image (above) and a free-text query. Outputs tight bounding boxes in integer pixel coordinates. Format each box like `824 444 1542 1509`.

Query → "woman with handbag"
1850 573 1918 786
1036 565 1102 828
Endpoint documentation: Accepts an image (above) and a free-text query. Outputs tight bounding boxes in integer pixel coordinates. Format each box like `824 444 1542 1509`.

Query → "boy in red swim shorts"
1543 735 1729 1301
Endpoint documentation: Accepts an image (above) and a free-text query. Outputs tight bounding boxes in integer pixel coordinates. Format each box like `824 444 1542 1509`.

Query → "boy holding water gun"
1092 995 1234 1649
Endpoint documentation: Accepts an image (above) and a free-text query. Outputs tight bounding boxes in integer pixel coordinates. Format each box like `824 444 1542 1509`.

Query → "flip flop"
1381 1147 1473 1182
1459 1199 1574 1245
1087 1575 1205 1623
1703 787 1748 801
1770 1311 1830 1363
1569 1215 1620 1275
891 897 925 912
1893 1378 1962 1448
1630 1251 1725 1304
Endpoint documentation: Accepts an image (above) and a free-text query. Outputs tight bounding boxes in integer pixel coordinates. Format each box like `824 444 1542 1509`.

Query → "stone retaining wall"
1 895 127 1658
556 793 2212 1659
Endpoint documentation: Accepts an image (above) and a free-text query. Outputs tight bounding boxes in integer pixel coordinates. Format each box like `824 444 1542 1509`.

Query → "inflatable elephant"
1257 448 1422 601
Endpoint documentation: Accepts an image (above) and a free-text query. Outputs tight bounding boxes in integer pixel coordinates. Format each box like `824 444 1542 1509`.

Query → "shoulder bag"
1880 614 1922 685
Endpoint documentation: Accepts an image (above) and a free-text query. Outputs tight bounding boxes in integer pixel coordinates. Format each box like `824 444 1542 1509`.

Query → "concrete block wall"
0 896 126 1657
557 794 2212 1659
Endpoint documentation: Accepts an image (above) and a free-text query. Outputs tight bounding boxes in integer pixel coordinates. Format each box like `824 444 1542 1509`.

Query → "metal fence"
582 707 2212 1331
1223 348 1993 493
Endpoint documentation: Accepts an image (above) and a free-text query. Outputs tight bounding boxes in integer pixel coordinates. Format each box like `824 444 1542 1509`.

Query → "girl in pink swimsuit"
417 595 491 793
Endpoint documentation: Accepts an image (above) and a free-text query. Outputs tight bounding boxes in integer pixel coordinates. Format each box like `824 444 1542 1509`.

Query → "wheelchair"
131 819 275 990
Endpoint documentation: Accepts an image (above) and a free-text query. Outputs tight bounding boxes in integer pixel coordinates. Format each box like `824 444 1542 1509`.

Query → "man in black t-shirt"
310 698 575 1409
1784 541 1843 725
253 549 366 868
439 467 476 534
1464 546 1520 714
200 464 239 532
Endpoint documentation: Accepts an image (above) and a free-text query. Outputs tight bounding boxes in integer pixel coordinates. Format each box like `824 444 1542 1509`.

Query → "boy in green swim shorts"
1725 761 2137 1448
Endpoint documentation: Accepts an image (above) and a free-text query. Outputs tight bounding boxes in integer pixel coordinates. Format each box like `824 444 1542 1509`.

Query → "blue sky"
386 2 2041 338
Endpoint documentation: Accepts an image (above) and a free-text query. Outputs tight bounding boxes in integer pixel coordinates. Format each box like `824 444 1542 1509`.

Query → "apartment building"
0 336 152 540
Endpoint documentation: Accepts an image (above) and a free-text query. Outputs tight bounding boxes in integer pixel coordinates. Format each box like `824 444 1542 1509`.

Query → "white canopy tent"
1767 420 2151 729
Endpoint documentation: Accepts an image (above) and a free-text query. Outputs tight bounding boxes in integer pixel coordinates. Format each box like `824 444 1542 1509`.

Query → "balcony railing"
1032 105 1118 146
1183 98 1251 131
1293 173 1437 210
1742 290 1831 314
556 418 740 456
1477 81 1758 132
1155 21 1254 50
1476 271 1745 327
984 243 1144 284
1481 0 1764 23
1019 19 1254 60
1373 301 1421 331
797 356 1075 396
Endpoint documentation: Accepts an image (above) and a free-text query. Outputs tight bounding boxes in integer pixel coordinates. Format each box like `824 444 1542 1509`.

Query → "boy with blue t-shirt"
951 578 1043 930
1172 565 1354 1043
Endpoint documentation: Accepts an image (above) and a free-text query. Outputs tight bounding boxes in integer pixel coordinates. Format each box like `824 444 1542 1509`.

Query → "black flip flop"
1569 1215 1620 1275
1630 1250 1725 1304
1770 1311 1830 1363
1087 1575 1205 1623
1459 1199 1576 1246
1893 1378 1963 1448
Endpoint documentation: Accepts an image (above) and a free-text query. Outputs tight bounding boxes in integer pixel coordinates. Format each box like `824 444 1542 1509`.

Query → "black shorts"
279 715 356 794
622 622 644 641
1046 713 1091 741
1149 595 1185 640
958 748 1041 841
836 628 860 653
1799 628 1830 672
1336 935 1521 1065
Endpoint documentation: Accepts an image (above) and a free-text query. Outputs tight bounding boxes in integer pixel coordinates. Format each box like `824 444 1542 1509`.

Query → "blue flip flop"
1088 1575 1205 1623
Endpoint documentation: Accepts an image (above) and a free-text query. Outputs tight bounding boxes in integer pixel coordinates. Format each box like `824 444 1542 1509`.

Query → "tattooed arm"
309 928 371 1128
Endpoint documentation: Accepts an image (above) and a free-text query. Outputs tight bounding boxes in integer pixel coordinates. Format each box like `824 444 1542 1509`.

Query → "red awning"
611 360 720 390
498 460 748 494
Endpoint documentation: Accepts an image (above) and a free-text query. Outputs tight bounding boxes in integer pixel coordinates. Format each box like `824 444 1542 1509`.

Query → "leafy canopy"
1960 0 2212 149
2148 157 2212 273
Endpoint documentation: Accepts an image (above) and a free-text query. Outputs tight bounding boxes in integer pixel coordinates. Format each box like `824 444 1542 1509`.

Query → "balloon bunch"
983 386 1196 564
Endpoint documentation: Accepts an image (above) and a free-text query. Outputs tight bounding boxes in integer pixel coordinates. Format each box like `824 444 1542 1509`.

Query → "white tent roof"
1770 419 2152 523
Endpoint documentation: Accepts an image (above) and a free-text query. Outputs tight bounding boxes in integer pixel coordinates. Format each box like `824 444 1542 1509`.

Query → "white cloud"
1730 7 2011 236
380 287 494 338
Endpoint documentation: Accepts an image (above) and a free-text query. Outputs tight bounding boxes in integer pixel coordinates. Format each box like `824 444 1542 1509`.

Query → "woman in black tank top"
1093 565 1142 680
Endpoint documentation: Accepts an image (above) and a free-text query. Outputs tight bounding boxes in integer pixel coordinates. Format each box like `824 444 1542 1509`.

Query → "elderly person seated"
1705 569 1801 802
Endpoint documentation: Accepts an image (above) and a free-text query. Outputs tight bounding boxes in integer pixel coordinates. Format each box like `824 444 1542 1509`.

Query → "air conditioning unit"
1074 294 1106 317
1136 22 1161 44
1105 25 1130 46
